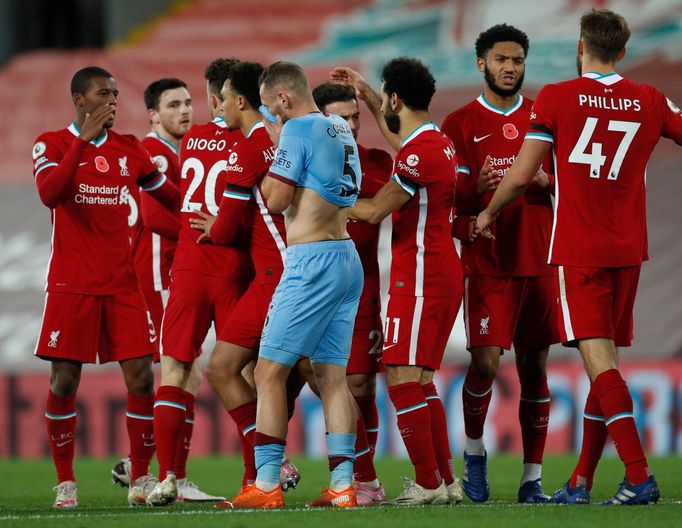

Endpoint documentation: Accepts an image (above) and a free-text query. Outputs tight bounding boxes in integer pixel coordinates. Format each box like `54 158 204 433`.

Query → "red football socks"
174 391 194 480
462 368 494 441
388 382 440 489
126 392 155 482
519 376 551 465
45 390 76 483
422 382 455 485
153 385 187 480
594 369 650 485
570 384 608 489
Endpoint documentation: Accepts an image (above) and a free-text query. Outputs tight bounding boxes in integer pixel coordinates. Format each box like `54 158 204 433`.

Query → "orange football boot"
306 486 357 508
215 484 284 510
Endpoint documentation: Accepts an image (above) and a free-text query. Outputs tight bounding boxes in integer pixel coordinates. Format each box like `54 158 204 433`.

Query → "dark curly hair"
227 61 264 109
204 57 239 99
475 24 529 59
312 82 356 109
381 57 435 111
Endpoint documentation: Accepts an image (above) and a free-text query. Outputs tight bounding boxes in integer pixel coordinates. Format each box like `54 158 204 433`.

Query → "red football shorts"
142 289 169 362
555 265 640 347
347 313 384 375
382 295 461 370
160 270 245 362
464 275 559 352
218 280 278 351
35 290 155 363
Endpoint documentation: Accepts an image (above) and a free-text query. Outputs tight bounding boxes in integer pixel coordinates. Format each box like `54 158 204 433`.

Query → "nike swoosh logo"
143 441 155 447
473 134 492 143
383 343 398 351
149 335 158 343
56 440 73 447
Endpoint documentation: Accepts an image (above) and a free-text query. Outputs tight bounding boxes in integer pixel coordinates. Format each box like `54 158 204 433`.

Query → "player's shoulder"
34 127 71 144
444 99 479 123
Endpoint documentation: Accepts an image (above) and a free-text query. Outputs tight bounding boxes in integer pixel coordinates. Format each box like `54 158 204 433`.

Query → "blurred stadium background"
0 0 681 460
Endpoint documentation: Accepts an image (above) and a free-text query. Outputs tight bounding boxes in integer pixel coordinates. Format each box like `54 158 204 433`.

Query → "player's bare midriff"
285 187 351 245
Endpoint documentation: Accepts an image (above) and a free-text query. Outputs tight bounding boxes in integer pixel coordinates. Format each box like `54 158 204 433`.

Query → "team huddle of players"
32 8 681 510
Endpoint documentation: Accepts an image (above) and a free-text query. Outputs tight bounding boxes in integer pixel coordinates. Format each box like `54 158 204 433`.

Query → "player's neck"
288 101 320 119
482 87 519 111
151 125 181 149
580 57 618 76
399 110 431 141
240 110 263 137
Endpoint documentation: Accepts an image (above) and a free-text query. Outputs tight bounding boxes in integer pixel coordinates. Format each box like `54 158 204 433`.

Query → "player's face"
81 76 118 128
323 99 360 139
479 41 525 97
155 87 192 140
380 85 400 134
220 80 240 130
259 85 286 122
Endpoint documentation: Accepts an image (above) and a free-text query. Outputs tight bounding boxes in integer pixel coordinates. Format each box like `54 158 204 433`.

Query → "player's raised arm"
330 66 401 152
137 166 181 211
349 178 410 224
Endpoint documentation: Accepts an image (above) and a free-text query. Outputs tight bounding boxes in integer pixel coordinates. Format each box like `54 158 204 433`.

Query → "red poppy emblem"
503 123 519 140
95 155 109 173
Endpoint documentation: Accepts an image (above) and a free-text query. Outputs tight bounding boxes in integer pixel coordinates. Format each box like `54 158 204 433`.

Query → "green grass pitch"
1 455 679 527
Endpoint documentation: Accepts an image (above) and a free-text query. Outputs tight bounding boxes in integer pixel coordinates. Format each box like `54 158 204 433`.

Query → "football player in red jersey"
146 58 251 506
477 9 682 506
441 25 557 504
332 59 463 506
310 82 391 505
32 66 179 508
187 61 287 505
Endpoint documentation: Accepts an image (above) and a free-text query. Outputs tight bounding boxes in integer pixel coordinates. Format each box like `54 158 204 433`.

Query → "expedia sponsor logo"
75 183 127 205
185 137 228 151
397 160 420 178
226 151 244 172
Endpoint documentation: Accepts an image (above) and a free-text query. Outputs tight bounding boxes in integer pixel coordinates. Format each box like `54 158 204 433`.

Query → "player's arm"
330 66 401 152
35 106 114 208
476 139 550 234
190 183 251 244
349 177 411 224
261 174 295 213
140 191 181 240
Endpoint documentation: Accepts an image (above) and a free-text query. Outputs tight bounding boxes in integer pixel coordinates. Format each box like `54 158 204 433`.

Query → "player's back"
530 74 682 267
172 118 250 279
390 123 460 297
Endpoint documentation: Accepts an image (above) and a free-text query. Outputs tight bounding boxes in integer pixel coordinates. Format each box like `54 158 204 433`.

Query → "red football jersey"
32 124 163 294
171 118 251 278
220 123 284 285
389 123 461 297
128 133 181 291
529 73 682 267
347 144 392 316
442 95 554 277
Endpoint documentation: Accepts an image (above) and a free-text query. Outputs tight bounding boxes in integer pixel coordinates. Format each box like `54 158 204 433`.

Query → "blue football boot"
518 479 551 503
552 481 590 504
462 451 490 503
600 476 660 506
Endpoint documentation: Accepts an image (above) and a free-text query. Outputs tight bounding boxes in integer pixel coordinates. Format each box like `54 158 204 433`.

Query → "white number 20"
568 117 640 180
180 157 226 215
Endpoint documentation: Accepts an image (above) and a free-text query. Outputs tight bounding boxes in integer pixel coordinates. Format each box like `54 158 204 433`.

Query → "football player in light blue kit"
226 61 364 509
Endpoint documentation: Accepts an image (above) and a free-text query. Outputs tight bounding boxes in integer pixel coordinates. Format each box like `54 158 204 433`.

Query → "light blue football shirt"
269 112 361 207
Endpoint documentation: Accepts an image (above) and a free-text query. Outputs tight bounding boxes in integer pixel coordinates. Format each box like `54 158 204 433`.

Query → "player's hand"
262 114 284 147
532 167 550 188
189 210 216 244
475 209 497 239
467 215 479 242
79 105 115 143
330 67 371 101
477 155 502 194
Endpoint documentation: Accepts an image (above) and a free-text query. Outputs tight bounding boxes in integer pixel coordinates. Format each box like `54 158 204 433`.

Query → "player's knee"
122 360 154 396
50 375 78 397
471 353 499 379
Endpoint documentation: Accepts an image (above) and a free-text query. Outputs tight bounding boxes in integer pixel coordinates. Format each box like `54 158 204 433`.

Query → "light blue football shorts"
259 239 363 367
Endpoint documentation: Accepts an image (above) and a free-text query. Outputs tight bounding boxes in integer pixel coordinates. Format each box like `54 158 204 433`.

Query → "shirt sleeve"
527 85 556 144
660 92 682 145
33 134 87 208
267 123 308 185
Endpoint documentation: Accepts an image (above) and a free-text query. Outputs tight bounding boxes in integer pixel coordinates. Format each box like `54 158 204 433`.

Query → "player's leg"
47 359 82 508
420 368 463 504
514 348 551 503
